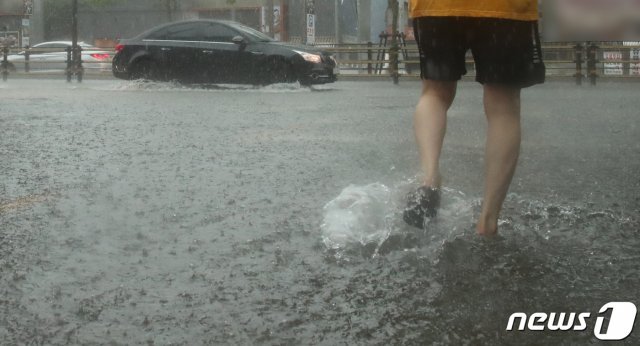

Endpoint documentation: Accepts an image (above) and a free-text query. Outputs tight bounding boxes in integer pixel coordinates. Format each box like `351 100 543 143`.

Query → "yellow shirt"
409 0 539 21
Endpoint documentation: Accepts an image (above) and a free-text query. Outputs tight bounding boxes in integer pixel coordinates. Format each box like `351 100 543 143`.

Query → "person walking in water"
402 0 545 235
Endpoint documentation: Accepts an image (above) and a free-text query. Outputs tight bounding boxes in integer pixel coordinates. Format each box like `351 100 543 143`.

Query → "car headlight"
293 50 322 64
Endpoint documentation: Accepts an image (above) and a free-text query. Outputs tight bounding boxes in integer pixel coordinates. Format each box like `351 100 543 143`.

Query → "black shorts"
413 17 545 88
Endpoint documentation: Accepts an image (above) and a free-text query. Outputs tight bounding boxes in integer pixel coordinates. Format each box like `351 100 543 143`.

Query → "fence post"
389 32 399 84
587 43 598 86
574 43 582 85
75 45 83 82
390 41 399 84
1 46 8 82
24 45 30 73
376 31 386 74
389 0 399 84
66 46 72 82
367 41 372 75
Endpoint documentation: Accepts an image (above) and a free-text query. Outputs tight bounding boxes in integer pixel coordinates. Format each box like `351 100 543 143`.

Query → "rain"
1 1 640 345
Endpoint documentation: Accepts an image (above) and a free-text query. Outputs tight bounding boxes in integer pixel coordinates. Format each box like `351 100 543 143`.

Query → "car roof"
32 41 94 47
152 19 237 27
137 19 249 37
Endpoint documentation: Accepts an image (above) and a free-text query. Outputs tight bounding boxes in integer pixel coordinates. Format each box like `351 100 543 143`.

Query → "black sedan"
112 19 337 85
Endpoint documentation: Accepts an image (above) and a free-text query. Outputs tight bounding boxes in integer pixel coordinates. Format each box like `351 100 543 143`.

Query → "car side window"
30 44 49 54
202 24 239 43
146 27 169 40
32 43 67 54
52 44 68 51
163 23 203 41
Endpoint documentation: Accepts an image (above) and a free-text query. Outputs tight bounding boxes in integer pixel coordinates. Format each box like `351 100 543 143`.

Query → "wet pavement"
1 78 639 345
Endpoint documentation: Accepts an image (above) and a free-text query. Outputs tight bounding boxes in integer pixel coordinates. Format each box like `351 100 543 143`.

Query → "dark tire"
131 59 160 81
265 57 295 85
299 79 313 87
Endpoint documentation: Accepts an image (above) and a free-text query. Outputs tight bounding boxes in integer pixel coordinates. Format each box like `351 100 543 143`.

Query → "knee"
483 84 521 104
483 84 521 115
422 80 457 107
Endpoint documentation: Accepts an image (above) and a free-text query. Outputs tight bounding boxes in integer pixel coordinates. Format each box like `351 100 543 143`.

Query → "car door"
143 22 204 82
199 23 245 83
29 43 68 71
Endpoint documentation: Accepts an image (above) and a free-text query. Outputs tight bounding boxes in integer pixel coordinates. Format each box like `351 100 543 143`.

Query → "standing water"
0 79 638 345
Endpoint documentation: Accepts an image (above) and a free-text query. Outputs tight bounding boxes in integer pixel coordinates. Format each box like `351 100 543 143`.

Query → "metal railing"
2 41 639 85
0 45 115 82
322 42 640 85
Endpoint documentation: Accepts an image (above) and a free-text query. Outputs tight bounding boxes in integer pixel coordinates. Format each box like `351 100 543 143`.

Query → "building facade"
77 0 388 46
2 0 400 48
0 0 30 46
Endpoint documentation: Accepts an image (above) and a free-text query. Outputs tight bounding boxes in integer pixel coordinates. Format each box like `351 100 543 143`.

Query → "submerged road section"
1 79 639 345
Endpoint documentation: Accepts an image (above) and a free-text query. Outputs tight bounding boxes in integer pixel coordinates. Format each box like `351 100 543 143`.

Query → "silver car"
7 41 112 73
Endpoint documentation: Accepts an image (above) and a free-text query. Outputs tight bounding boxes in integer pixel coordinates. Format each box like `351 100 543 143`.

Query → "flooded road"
1 79 639 345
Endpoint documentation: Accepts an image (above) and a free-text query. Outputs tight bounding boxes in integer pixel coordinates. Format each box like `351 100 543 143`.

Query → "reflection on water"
102 80 336 93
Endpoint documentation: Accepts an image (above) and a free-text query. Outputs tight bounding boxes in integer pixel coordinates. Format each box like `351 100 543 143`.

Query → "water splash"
320 181 477 259
321 183 393 252
320 179 639 264
100 80 319 93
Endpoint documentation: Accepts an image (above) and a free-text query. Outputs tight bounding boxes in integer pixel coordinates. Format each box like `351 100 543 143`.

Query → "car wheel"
131 59 160 81
266 58 295 84
299 78 313 87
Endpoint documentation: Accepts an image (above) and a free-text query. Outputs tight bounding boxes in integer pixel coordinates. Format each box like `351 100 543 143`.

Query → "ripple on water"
322 182 638 257
96 80 332 93
318 182 639 344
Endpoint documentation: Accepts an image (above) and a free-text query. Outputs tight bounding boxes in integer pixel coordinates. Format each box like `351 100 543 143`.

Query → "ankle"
422 173 443 188
476 213 499 236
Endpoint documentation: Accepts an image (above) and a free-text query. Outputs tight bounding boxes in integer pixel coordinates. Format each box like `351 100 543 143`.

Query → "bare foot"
422 173 443 189
476 215 498 236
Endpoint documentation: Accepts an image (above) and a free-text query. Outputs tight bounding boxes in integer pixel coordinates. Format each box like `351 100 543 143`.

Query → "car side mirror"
232 36 246 45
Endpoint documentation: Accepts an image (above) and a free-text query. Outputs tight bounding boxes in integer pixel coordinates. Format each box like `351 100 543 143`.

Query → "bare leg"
414 80 457 188
477 84 522 236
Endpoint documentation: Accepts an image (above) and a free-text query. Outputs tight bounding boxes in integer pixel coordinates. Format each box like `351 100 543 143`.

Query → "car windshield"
230 23 274 42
